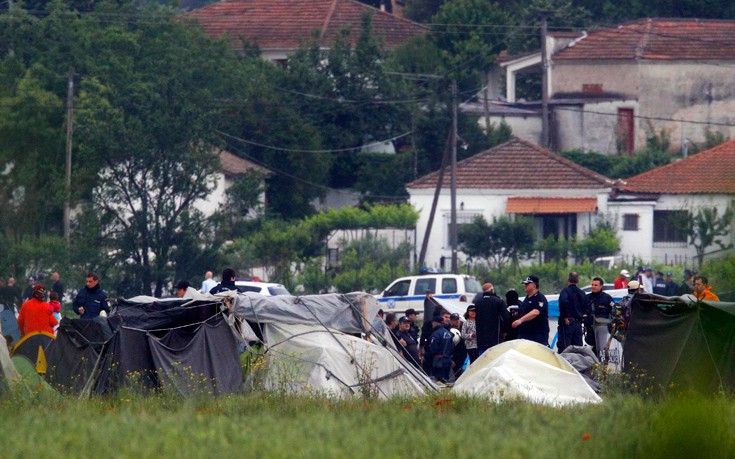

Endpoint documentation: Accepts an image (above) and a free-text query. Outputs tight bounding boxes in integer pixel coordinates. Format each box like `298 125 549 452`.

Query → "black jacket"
475 292 509 349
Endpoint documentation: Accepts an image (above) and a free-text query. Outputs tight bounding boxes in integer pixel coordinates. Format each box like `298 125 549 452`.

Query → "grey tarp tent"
229 292 436 397
624 294 735 392
45 296 245 396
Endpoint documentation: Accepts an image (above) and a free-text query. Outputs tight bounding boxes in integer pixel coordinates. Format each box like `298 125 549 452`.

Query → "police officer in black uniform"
512 275 549 346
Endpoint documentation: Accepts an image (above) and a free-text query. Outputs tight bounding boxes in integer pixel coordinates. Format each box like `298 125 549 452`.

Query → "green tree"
458 215 535 271
573 221 620 262
332 233 411 293
558 149 613 176
72 4 243 296
682 206 734 270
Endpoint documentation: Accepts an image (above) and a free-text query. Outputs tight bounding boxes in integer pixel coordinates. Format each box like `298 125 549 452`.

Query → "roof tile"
620 139 735 194
555 18 735 61
406 138 612 190
182 0 427 50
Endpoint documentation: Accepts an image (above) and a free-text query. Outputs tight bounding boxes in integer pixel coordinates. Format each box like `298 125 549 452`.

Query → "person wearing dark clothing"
472 282 495 306
664 272 679 296
385 313 402 349
72 272 110 319
505 290 521 341
50 272 64 302
404 308 420 343
0 278 21 310
652 271 667 295
209 268 238 294
512 275 549 346
557 272 587 353
449 313 467 379
585 277 615 354
419 297 445 374
475 288 509 355
396 316 421 369
429 316 454 383
22 276 36 301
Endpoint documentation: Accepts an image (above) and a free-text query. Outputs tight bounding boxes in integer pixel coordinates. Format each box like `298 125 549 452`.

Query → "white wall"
410 187 611 269
610 194 734 264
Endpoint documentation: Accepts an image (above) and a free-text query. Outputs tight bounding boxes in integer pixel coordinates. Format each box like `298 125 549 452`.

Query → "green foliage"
302 204 419 231
331 234 411 293
458 215 535 271
537 234 573 265
573 221 620 262
702 253 735 302
684 206 734 270
558 149 613 176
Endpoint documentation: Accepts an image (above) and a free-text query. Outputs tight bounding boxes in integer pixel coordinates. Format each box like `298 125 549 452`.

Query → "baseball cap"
620 269 630 277
405 308 417 316
628 280 641 291
450 313 460 320
466 305 476 312
432 315 443 324
666 272 673 277
399 316 411 324
33 284 45 292
522 275 539 285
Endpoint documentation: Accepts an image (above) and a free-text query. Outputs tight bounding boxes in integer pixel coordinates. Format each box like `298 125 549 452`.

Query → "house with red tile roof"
475 19 735 155
609 139 735 265
194 149 270 219
182 0 427 62
407 138 615 269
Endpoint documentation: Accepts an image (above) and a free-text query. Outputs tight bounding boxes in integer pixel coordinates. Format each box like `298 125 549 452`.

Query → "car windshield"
464 277 483 294
268 286 290 296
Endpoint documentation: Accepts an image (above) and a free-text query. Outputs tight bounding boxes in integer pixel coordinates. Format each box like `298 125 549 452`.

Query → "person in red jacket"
17 284 58 336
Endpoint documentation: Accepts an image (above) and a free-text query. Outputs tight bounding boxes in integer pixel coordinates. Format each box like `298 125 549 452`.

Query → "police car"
376 273 482 316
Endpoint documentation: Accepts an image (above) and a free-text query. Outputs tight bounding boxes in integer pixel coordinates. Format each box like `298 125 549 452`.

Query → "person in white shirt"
200 271 217 294
641 267 654 294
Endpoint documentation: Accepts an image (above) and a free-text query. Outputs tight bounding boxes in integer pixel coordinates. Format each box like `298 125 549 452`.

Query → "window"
385 280 411 297
413 278 436 296
622 214 639 231
653 210 687 242
442 278 458 294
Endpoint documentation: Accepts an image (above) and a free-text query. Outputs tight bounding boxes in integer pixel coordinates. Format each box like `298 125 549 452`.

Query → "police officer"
72 272 110 319
586 276 615 355
429 315 454 383
511 275 549 346
557 272 586 353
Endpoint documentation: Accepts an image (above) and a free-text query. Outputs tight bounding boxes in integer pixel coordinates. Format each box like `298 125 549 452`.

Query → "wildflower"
582 434 591 441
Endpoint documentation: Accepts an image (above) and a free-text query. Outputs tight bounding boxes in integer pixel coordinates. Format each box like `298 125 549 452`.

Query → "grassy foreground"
2 389 734 459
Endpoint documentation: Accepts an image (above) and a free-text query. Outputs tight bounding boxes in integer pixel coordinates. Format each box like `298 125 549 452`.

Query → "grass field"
2 387 734 459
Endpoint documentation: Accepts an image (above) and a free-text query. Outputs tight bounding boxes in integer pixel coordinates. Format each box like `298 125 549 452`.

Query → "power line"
224 143 408 201
553 105 735 128
216 129 413 154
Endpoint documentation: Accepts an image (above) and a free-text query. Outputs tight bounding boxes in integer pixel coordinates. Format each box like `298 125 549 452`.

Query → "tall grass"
2 389 733 458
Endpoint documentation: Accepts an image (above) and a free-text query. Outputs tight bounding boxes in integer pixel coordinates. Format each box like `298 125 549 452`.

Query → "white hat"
620 269 630 277
628 280 640 291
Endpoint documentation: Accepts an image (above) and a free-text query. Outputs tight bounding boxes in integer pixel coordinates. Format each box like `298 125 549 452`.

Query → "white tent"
0 321 20 394
253 323 433 399
452 339 602 406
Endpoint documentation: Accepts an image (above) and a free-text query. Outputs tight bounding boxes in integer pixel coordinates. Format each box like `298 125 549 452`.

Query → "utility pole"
417 132 451 268
450 80 458 274
63 68 74 243
540 11 551 149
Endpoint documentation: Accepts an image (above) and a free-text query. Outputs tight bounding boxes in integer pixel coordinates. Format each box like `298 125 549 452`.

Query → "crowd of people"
372 269 723 384
1 266 722 377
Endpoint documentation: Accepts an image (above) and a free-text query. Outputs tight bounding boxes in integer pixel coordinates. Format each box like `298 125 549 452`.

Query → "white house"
194 149 269 218
610 138 735 265
406 138 614 270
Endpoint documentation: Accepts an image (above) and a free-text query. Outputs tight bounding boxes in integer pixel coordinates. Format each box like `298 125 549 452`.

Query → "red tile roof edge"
617 138 735 194
406 137 613 189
